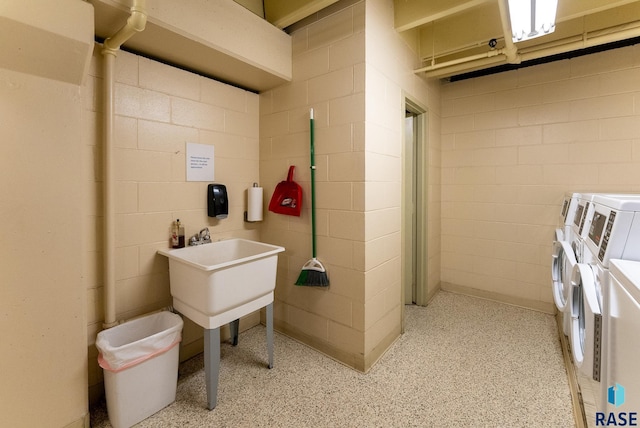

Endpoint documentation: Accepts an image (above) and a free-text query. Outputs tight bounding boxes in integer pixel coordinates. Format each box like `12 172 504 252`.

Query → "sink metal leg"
267 302 273 369
202 303 273 410
204 327 220 410
229 319 240 346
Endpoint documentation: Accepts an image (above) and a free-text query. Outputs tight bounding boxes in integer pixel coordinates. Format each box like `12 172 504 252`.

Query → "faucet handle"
198 227 211 244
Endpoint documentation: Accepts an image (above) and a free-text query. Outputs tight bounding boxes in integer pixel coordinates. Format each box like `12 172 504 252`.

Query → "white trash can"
96 311 184 428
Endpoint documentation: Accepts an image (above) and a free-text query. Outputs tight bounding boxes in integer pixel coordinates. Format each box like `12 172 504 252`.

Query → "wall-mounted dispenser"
207 184 228 219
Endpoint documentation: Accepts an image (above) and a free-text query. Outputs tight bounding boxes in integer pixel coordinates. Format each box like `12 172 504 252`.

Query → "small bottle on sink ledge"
171 219 185 248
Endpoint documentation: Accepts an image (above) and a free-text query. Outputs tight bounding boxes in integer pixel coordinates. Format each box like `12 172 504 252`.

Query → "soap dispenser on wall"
207 184 228 219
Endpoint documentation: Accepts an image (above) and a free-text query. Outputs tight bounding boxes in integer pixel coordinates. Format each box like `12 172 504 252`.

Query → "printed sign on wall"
186 142 214 181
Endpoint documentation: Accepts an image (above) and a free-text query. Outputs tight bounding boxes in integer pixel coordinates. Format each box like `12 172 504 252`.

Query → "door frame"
401 96 429 332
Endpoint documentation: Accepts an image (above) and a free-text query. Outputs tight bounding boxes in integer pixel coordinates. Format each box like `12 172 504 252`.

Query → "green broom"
295 108 329 287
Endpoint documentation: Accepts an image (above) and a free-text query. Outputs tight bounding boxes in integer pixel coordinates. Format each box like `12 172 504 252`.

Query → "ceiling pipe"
415 15 640 79
414 50 506 74
102 0 147 329
414 0 521 75
497 0 521 64
103 2 147 53
420 55 508 79
519 20 640 61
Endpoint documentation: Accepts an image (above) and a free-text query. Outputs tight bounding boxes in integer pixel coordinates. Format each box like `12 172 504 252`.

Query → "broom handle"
310 109 317 259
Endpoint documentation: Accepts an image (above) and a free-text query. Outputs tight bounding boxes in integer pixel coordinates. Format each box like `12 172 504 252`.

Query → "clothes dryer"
570 195 640 384
603 259 640 413
551 192 592 336
564 192 597 352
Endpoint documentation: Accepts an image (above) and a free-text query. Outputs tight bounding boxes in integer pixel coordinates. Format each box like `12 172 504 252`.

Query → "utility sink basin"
159 238 285 410
158 238 285 329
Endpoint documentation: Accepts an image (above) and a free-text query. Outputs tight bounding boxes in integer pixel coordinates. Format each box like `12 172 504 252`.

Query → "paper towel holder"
244 182 262 223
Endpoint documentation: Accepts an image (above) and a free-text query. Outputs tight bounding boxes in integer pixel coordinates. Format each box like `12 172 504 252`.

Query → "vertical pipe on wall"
102 50 117 328
101 0 147 328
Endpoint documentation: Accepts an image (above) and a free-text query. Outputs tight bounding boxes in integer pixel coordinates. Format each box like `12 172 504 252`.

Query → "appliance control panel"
598 211 616 262
579 202 590 236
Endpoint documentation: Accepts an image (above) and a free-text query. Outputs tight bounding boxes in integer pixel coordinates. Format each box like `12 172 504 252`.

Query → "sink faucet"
189 227 212 246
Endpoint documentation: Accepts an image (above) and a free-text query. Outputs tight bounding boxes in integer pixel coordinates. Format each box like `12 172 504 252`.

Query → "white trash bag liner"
96 311 183 373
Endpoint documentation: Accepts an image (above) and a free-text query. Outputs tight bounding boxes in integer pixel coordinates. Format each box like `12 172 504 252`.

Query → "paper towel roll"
247 185 263 222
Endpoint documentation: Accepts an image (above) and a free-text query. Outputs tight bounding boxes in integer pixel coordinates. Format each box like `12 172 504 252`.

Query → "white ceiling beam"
395 0 492 32
265 0 339 29
557 0 640 22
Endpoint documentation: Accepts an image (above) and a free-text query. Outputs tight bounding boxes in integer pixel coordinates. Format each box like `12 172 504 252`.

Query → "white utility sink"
158 238 285 410
158 238 285 330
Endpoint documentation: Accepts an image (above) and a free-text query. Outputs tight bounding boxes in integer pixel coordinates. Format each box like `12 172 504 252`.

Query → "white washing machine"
552 192 584 336
570 194 640 386
563 193 596 340
603 259 640 413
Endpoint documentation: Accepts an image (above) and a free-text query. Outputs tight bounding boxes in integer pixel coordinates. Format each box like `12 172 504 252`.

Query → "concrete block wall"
260 0 369 370
260 0 438 371
440 45 640 311
364 0 440 360
82 47 262 401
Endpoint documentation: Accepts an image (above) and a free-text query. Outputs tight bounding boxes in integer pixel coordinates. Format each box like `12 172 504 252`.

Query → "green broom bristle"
295 269 308 285
295 267 329 287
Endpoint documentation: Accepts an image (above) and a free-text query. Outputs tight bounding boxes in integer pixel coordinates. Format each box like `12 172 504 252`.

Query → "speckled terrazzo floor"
90 291 575 427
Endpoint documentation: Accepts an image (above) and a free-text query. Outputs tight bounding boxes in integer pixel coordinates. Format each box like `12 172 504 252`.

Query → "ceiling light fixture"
508 0 558 42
